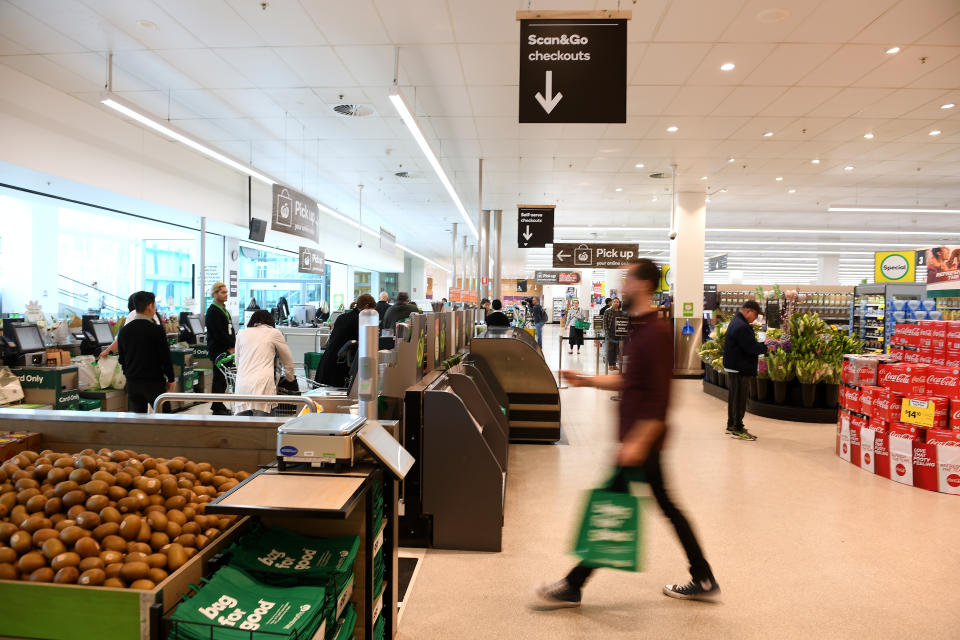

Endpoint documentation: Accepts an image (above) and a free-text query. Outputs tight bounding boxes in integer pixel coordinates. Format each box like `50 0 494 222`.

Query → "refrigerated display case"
851 283 927 353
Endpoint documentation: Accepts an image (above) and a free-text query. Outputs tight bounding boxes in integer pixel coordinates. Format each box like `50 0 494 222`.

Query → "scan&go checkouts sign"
874 251 915 283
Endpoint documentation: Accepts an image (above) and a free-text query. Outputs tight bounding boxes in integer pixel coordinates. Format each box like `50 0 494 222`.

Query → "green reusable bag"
571 474 646 572
574 319 591 331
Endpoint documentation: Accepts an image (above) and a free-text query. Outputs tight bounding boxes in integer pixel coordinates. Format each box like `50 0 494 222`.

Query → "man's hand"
560 369 592 387
166 381 177 392
97 350 109 361
616 419 665 467
228 348 235 354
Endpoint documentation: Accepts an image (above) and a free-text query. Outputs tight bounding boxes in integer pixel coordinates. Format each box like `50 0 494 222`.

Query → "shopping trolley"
215 352 322 417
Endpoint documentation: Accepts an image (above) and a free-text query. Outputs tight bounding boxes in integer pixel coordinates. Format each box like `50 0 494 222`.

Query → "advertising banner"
535 271 581 284
922 247 960 284
297 246 325 275
272 183 319 242
874 250 915 283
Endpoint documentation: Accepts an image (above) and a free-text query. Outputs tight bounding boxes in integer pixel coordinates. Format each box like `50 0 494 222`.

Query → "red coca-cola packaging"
925 429 960 494
869 422 891 478
926 367 960 400
918 352 934 365
903 349 922 364
888 347 906 361
888 424 921 486
860 423 877 473
947 323 960 351
900 396 949 429
855 357 878 387
931 352 947 367
874 388 905 424
849 414 868 465
843 386 861 412
894 323 922 348
838 410 852 462
842 358 856 385
859 386 876 417
918 320 947 348
913 438 938 492
951 399 960 430
879 363 928 395
945 351 960 368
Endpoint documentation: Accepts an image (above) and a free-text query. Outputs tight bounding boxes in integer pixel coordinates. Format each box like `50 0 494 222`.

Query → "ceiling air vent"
649 172 670 179
394 171 414 179
331 104 374 118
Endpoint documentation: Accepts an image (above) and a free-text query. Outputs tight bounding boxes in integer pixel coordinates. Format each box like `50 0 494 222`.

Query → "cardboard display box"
0 430 42 461
14 366 79 393
44 348 72 366
80 388 127 412
22 387 80 411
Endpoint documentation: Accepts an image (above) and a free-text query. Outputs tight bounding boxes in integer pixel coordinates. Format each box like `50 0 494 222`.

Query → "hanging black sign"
518 206 555 247
516 280 528 292
272 183 319 242
708 254 728 272
519 18 627 123
298 246 325 275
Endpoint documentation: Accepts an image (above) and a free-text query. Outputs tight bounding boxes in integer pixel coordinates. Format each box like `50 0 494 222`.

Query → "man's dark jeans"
727 372 753 430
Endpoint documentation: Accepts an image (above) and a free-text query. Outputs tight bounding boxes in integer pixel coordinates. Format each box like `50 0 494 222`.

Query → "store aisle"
398 324 960 639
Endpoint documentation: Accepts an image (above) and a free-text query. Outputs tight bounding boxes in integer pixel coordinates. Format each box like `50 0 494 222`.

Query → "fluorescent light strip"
389 87 478 239
705 241 921 247
827 206 960 214
101 96 275 185
559 226 948 236
396 242 449 272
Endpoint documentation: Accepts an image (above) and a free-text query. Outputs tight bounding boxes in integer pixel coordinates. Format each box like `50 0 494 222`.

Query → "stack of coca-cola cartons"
838 353 896 472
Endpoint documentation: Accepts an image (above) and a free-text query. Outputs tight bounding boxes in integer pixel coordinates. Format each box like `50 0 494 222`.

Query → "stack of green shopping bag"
226 525 360 640
333 604 357 640
168 565 327 639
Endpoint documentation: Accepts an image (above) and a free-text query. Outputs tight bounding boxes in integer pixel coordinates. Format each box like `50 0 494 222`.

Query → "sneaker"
532 579 581 609
725 426 737 434
663 578 721 602
729 429 757 440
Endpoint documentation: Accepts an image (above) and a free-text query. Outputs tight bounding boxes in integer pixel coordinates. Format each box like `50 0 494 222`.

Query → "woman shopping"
233 310 296 416
564 299 588 355
603 298 628 371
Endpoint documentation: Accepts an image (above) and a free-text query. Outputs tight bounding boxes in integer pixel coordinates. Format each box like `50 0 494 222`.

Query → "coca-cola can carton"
849 414 868 465
853 356 879 386
945 351 960 368
931 352 947 367
860 386 882 417
860 423 878 473
888 347 906 361
918 352 934 365
947 336 960 351
951 399 960 430
843 386 861 412
842 358 856 385
918 320 936 340
888 424 922 486
874 388 906 424
919 319 947 339
872 423 891 479
926 367 960 400
838 410 852 462
895 323 922 348
925 429 960 494
879 363 928 395
913 438 939 492
903 349 922 364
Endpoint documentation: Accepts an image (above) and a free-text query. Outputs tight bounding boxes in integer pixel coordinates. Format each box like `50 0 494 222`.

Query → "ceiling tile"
111 49 202 92
602 119 657 140
335 45 397 85
798 45 889 87
852 0 960 45
632 44 712 85
711 87 787 117
917 12 960 45
720 0 820 42
858 89 950 119
684 43 776 85
665 86 734 116
47 52 154 92
855 47 959 87
81 0 206 49
399 44 463 86
374 0 454 43
447 0 517 43
426 116 477 140
626 0 671 41
807 88 895 117
654 0 746 42
9 0 144 51
775 117 846 142
729 116 799 139
271 47 356 87
909 54 960 88
627 86 681 116
214 47 302 88
0 2 85 53
901 91 960 118
467 85 516 118
299 0 389 45
226 0 327 46
760 87 842 117
413 85 472 117
459 44 518 86
744 44 840 85
154 0 265 48
155 49 254 89
474 117 517 139
0 33 29 55
785 0 899 43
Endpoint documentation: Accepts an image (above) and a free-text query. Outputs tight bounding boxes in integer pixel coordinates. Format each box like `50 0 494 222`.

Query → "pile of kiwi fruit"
0 448 249 589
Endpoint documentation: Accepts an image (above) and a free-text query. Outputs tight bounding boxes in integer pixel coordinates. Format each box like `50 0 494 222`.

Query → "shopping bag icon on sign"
276 188 293 228
574 244 593 266
303 252 312 269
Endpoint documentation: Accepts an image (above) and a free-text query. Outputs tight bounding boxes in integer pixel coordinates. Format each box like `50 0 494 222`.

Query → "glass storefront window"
236 244 329 323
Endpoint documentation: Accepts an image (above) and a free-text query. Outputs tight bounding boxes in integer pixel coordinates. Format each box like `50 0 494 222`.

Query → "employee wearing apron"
205 282 235 416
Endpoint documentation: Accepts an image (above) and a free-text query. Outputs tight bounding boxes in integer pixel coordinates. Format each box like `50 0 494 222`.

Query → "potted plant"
794 354 831 407
756 356 770 402
766 348 794 403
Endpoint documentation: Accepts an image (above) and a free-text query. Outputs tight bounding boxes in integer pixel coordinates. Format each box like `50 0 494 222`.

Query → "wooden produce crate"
0 517 251 640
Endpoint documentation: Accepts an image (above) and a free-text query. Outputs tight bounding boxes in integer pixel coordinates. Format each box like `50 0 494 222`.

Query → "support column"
450 222 458 299
817 255 839 284
479 209 490 300
461 236 468 291
669 192 706 375
200 216 206 312
492 210 502 302
466 244 474 299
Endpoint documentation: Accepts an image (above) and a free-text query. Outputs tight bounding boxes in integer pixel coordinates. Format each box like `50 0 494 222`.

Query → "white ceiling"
1 0 959 284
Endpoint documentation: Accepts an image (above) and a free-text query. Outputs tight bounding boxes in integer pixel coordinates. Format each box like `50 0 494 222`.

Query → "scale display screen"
12 324 44 352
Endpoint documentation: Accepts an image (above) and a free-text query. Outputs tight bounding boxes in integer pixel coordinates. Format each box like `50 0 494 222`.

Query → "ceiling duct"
331 104 375 118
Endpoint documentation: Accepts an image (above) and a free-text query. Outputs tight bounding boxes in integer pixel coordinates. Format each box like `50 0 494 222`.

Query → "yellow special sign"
874 251 915 283
658 265 671 292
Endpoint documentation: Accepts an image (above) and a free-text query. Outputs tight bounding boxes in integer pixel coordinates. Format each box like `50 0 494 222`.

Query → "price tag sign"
900 398 935 428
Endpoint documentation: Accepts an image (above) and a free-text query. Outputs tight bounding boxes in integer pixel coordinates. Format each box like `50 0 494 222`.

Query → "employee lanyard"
213 302 234 334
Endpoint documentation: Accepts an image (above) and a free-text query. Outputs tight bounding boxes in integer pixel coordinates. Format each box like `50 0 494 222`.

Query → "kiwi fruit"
68 468 91 484
43 497 63 517
84 494 110 513
0 548 15 564
104 563 123 580
78 568 106 585
31 528 60 547
61 490 86 509
120 562 150 582
78 556 104 572
103 577 125 588
99 550 123 565
29 567 55 582
129 578 156 590
0 563 18 580
165 544 187 571
84 480 109 497
51 552 82 571
54 566 80 584
118 515 141 541
75 511 101 530
92 522 119 540
41 538 67 560
74 537 100 559
17 552 46 573
99 506 121 524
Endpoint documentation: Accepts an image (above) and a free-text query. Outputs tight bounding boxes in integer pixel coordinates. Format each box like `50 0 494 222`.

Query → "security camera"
669 230 678 240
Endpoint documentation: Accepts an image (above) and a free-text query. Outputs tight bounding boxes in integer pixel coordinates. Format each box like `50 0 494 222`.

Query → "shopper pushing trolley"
536 259 719 607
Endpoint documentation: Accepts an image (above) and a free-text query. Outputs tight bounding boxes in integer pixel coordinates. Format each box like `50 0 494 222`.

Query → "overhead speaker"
249 218 267 242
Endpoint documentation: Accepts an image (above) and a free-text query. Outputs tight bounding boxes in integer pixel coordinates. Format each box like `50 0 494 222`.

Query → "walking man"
530 296 546 347
723 300 772 440
537 259 719 607
117 291 175 413
205 282 236 416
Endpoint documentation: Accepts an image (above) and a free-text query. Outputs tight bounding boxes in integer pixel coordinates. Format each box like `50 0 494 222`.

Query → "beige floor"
399 325 960 639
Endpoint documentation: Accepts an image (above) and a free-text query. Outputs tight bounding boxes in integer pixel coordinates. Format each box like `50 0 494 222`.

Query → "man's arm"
733 323 769 356
618 419 666 466
159 327 175 387
559 370 623 391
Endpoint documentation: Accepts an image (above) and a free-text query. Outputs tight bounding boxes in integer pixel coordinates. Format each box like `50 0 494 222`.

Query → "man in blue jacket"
723 300 771 440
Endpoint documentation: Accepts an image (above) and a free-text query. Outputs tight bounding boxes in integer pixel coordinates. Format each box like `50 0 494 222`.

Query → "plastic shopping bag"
96 356 119 389
571 472 646 572
74 356 98 390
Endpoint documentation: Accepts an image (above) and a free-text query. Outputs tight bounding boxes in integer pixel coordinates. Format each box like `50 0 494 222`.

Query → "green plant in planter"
766 348 795 382
757 355 769 379
794 354 832 384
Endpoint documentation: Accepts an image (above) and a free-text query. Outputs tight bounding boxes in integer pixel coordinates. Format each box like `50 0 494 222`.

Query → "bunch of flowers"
766 348 795 382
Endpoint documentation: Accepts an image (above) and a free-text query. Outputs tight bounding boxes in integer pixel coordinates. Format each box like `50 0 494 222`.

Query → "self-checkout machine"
178 312 212 392
3 319 80 410
208 308 414 640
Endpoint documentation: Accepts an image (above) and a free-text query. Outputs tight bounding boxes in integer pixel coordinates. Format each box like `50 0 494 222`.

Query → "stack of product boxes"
838 319 960 495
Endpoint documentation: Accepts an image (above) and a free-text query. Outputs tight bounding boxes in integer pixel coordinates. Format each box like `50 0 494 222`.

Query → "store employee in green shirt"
205 282 235 415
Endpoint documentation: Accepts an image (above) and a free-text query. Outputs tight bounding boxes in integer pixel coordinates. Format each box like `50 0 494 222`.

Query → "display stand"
702 379 838 423
206 464 398 640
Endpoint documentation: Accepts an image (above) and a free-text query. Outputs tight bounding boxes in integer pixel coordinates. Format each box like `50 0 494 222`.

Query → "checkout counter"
1 320 47 367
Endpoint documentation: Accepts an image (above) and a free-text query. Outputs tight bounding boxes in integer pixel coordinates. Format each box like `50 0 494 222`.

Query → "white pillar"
461 236 468 290
492 210 502 302
479 209 490 300
817 255 839 284
450 222 458 298
670 192 707 374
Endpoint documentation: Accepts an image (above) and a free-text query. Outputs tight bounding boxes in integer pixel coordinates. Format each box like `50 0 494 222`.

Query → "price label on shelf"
900 398 935 428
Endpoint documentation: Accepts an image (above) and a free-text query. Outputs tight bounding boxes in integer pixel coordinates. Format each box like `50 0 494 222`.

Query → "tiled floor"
398 324 960 639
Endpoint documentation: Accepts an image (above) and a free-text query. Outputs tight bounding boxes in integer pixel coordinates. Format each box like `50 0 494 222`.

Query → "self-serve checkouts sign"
518 15 627 123
553 243 638 268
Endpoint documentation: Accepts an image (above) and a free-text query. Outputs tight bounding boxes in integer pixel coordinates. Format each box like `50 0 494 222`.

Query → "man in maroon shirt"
535 259 719 607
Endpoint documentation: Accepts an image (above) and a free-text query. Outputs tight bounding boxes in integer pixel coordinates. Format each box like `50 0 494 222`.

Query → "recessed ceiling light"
942 103 956 110
844 165 855 171
720 62 736 71
811 158 820 164
667 126 678 132
885 46 900 54
635 163 644 168
615 187 623 192
728 157 735 163
775 176 783 181
137 19 157 30
700 176 708 180
788 189 796 193
929 130 942 136
651 196 658 202
719 188 728 193
705 197 711 203
864 133 874 139
763 131 773 137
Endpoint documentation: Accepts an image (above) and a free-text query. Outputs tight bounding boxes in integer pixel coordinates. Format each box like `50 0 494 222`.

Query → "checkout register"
1 319 47 367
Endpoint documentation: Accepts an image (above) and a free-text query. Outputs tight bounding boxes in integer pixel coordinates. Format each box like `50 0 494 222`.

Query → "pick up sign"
553 243 638 268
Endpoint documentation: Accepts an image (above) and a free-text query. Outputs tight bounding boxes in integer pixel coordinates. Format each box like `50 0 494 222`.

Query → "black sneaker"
532 579 581 608
729 428 757 440
663 578 721 602
725 426 737 434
